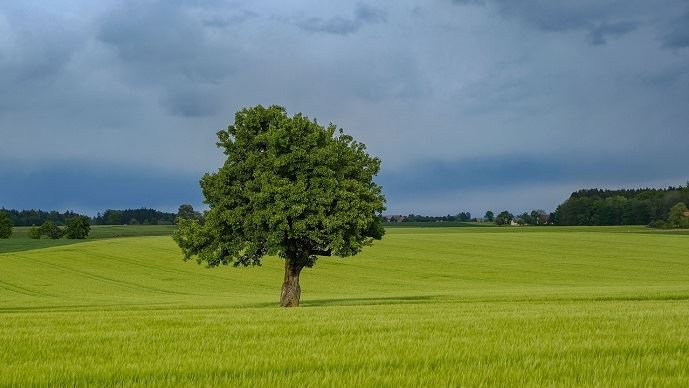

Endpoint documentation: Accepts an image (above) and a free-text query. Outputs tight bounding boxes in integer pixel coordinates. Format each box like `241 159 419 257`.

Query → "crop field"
1 226 689 386
0 225 176 254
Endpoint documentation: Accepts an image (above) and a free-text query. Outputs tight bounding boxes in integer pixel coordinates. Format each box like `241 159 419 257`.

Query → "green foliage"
94 208 176 225
484 210 494 222
27 226 42 239
555 184 689 226
0 208 86 227
530 209 549 225
668 202 689 228
495 211 513 225
39 221 64 239
64 216 91 239
174 105 386 269
175 204 202 224
0 211 13 239
403 212 470 222
0 225 176 254
648 219 668 229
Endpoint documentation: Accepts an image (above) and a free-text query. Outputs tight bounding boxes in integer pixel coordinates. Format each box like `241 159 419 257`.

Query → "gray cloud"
662 11 689 49
0 6 87 109
588 20 640 45
96 0 252 117
1 0 689 214
452 0 672 46
493 1 621 32
295 3 386 35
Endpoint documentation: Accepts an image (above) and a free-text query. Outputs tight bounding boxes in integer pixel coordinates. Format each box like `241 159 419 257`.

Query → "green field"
0 225 175 254
2 226 689 386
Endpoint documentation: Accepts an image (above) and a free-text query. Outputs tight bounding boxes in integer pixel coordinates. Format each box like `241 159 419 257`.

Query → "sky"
1 0 688 216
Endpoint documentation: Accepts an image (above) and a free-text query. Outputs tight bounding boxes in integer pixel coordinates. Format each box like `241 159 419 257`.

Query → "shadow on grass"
303 294 441 307
238 295 443 309
0 239 81 254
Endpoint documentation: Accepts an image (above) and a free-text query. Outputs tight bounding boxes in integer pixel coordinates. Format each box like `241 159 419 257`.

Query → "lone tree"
64 216 91 239
173 105 386 307
0 211 13 239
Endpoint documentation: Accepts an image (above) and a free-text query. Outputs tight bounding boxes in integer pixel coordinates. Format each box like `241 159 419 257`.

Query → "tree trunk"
280 260 303 307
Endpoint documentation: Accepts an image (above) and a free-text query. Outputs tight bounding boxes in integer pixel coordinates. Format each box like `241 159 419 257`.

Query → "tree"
173 105 386 307
40 221 63 239
457 212 471 222
28 226 42 239
104 210 123 225
64 216 91 239
484 210 494 222
176 204 202 224
668 202 689 228
495 211 513 226
0 211 13 239
531 209 549 225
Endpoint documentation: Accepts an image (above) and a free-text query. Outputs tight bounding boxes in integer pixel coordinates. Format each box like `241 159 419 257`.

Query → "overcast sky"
1 0 688 216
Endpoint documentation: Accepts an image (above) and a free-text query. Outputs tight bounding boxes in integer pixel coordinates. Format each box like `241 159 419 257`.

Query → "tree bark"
280 259 303 307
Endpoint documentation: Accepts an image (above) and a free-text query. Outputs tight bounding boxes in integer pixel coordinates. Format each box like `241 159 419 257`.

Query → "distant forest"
3 183 688 228
2 208 177 227
385 183 689 227
552 184 689 226
403 212 472 223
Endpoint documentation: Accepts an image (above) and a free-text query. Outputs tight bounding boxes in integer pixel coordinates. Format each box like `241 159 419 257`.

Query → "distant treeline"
552 184 689 226
0 209 86 227
403 212 472 223
4 184 688 229
1 208 177 226
93 209 176 225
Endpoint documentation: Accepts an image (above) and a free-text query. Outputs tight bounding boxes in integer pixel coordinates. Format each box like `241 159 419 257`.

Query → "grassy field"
0 225 175 254
1 226 689 386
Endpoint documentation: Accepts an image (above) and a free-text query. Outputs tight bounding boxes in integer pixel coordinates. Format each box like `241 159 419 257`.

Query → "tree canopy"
40 221 64 239
0 211 13 239
176 204 202 224
668 202 689 228
173 105 386 306
553 184 689 226
495 211 514 226
64 216 91 239
0 208 85 227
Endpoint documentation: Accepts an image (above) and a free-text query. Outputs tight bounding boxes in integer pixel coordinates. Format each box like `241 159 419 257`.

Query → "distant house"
510 219 525 226
475 217 486 222
383 215 406 223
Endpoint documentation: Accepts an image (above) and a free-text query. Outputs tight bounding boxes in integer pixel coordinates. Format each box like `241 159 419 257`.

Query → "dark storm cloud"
2 0 689 214
380 153 688 197
662 11 689 49
96 0 250 117
493 1 624 33
294 3 386 35
0 5 87 111
588 20 640 45
451 0 673 45
0 161 202 214
378 152 689 214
